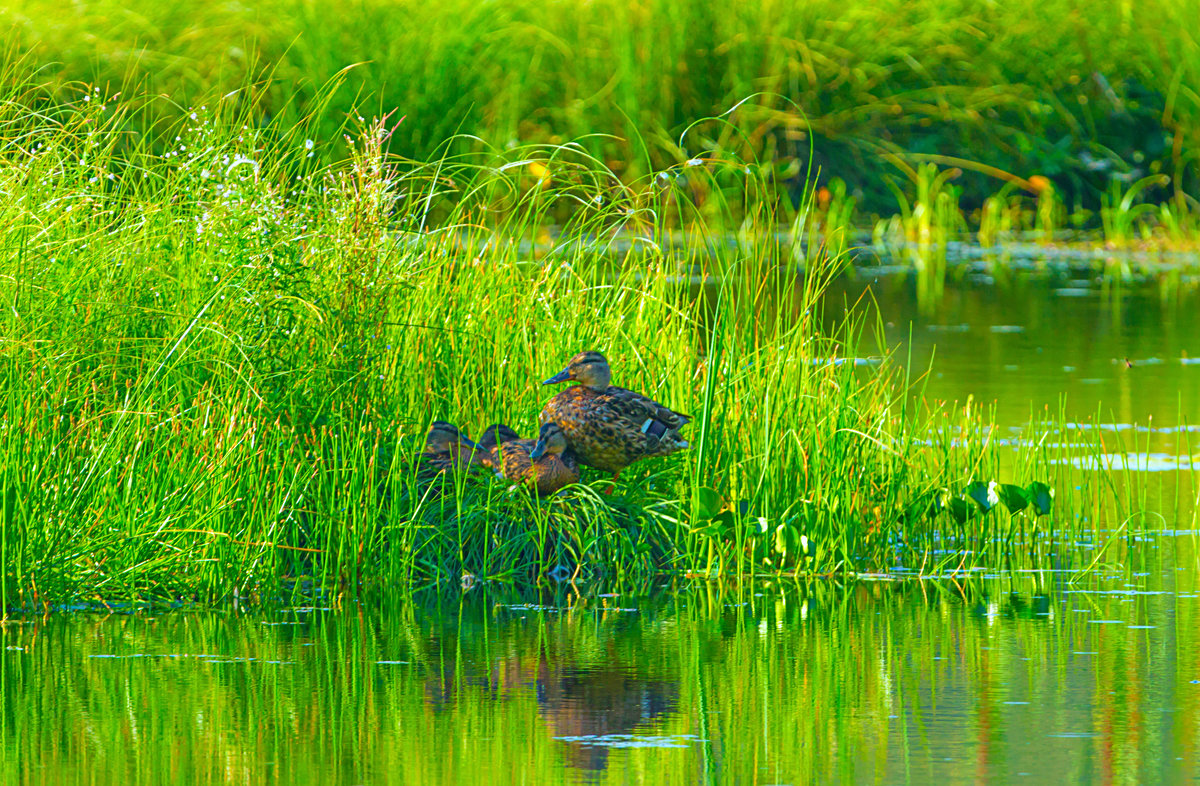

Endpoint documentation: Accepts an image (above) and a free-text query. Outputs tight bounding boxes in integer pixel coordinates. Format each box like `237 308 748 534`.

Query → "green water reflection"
4 533 1200 784
832 266 1200 437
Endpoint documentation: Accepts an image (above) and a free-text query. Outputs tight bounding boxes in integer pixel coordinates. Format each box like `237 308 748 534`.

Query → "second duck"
496 421 580 496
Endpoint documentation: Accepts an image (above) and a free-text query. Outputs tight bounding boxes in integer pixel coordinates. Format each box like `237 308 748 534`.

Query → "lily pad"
1026 481 1054 516
996 483 1031 514
966 480 1000 513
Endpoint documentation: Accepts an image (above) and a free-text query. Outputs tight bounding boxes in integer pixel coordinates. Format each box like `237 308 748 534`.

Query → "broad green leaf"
996 483 1031 513
1026 481 1054 516
695 487 723 520
711 510 737 537
745 515 770 536
966 480 999 513
948 497 976 525
902 492 941 525
689 523 724 538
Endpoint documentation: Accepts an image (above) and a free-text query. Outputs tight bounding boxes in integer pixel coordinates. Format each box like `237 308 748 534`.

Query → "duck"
539 351 690 486
496 422 580 496
415 421 482 480
475 423 521 469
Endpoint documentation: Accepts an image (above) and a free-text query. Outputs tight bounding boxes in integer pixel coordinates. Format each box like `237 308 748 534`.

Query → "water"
830 264 1200 439
4 545 1199 784
7 255 1200 784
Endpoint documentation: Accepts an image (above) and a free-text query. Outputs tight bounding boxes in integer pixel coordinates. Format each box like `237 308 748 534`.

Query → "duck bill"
542 368 570 385
529 440 548 460
457 436 479 451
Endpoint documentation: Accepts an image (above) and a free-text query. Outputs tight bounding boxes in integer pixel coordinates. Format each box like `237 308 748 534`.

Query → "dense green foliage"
0 65 1141 607
4 0 1199 215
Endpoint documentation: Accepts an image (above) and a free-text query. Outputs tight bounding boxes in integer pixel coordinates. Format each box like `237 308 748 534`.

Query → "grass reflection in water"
3 555 1200 784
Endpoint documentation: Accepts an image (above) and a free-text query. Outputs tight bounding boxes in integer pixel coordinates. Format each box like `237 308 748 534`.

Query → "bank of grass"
4 0 1199 219
0 78 1141 609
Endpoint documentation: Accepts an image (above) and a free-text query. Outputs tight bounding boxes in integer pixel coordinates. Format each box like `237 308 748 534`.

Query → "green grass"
3 0 1199 219
0 67 1158 609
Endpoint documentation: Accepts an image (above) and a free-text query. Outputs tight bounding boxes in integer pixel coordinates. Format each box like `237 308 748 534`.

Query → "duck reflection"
534 660 677 772
422 643 677 773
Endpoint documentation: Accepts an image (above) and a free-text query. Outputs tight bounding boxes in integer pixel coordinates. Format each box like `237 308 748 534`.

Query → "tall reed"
0 74 1134 608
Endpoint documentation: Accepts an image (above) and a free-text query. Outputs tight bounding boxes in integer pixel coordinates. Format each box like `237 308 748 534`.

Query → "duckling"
497 422 580 496
539 351 689 486
475 423 521 470
415 421 481 480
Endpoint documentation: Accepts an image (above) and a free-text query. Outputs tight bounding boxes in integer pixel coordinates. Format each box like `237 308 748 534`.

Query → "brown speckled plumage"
539 351 690 477
475 423 521 470
415 421 483 481
497 422 580 496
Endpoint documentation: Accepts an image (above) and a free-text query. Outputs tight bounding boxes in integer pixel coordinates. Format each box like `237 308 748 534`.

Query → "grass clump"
0 72 1126 610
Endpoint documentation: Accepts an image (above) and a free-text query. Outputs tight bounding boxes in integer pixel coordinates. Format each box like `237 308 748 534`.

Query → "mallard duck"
416 421 481 480
539 351 689 485
475 423 521 469
497 422 580 496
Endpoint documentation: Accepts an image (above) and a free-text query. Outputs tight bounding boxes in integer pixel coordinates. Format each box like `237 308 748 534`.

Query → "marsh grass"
5 0 1200 217
0 73 1158 610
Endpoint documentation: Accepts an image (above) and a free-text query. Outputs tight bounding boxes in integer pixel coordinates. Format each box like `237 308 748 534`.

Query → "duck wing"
599 386 690 434
498 440 535 482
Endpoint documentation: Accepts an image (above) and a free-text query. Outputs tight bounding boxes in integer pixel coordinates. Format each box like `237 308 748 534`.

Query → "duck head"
424 421 477 453
529 422 569 460
542 351 611 391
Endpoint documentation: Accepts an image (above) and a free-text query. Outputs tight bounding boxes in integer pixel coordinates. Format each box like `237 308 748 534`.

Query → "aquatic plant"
0 71 1150 610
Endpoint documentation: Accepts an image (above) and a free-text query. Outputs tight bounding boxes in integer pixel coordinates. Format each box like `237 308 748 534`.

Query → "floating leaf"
996 483 1031 514
965 480 1000 513
948 497 976 525
1026 481 1054 516
695 487 723 520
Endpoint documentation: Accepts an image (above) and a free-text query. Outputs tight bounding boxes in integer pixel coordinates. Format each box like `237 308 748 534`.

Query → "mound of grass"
0 71 1133 609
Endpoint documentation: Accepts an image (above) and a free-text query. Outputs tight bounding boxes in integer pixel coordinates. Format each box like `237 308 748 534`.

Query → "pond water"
6 254 1200 784
830 262 1200 495
4 545 1199 784
832 262 1200 436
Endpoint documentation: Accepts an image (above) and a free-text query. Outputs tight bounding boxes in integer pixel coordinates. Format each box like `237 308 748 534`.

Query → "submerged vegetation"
0 52 1177 609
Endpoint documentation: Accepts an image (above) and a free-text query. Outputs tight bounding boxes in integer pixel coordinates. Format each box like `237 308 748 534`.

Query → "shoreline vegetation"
0 42 1188 608
4 0 1199 246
